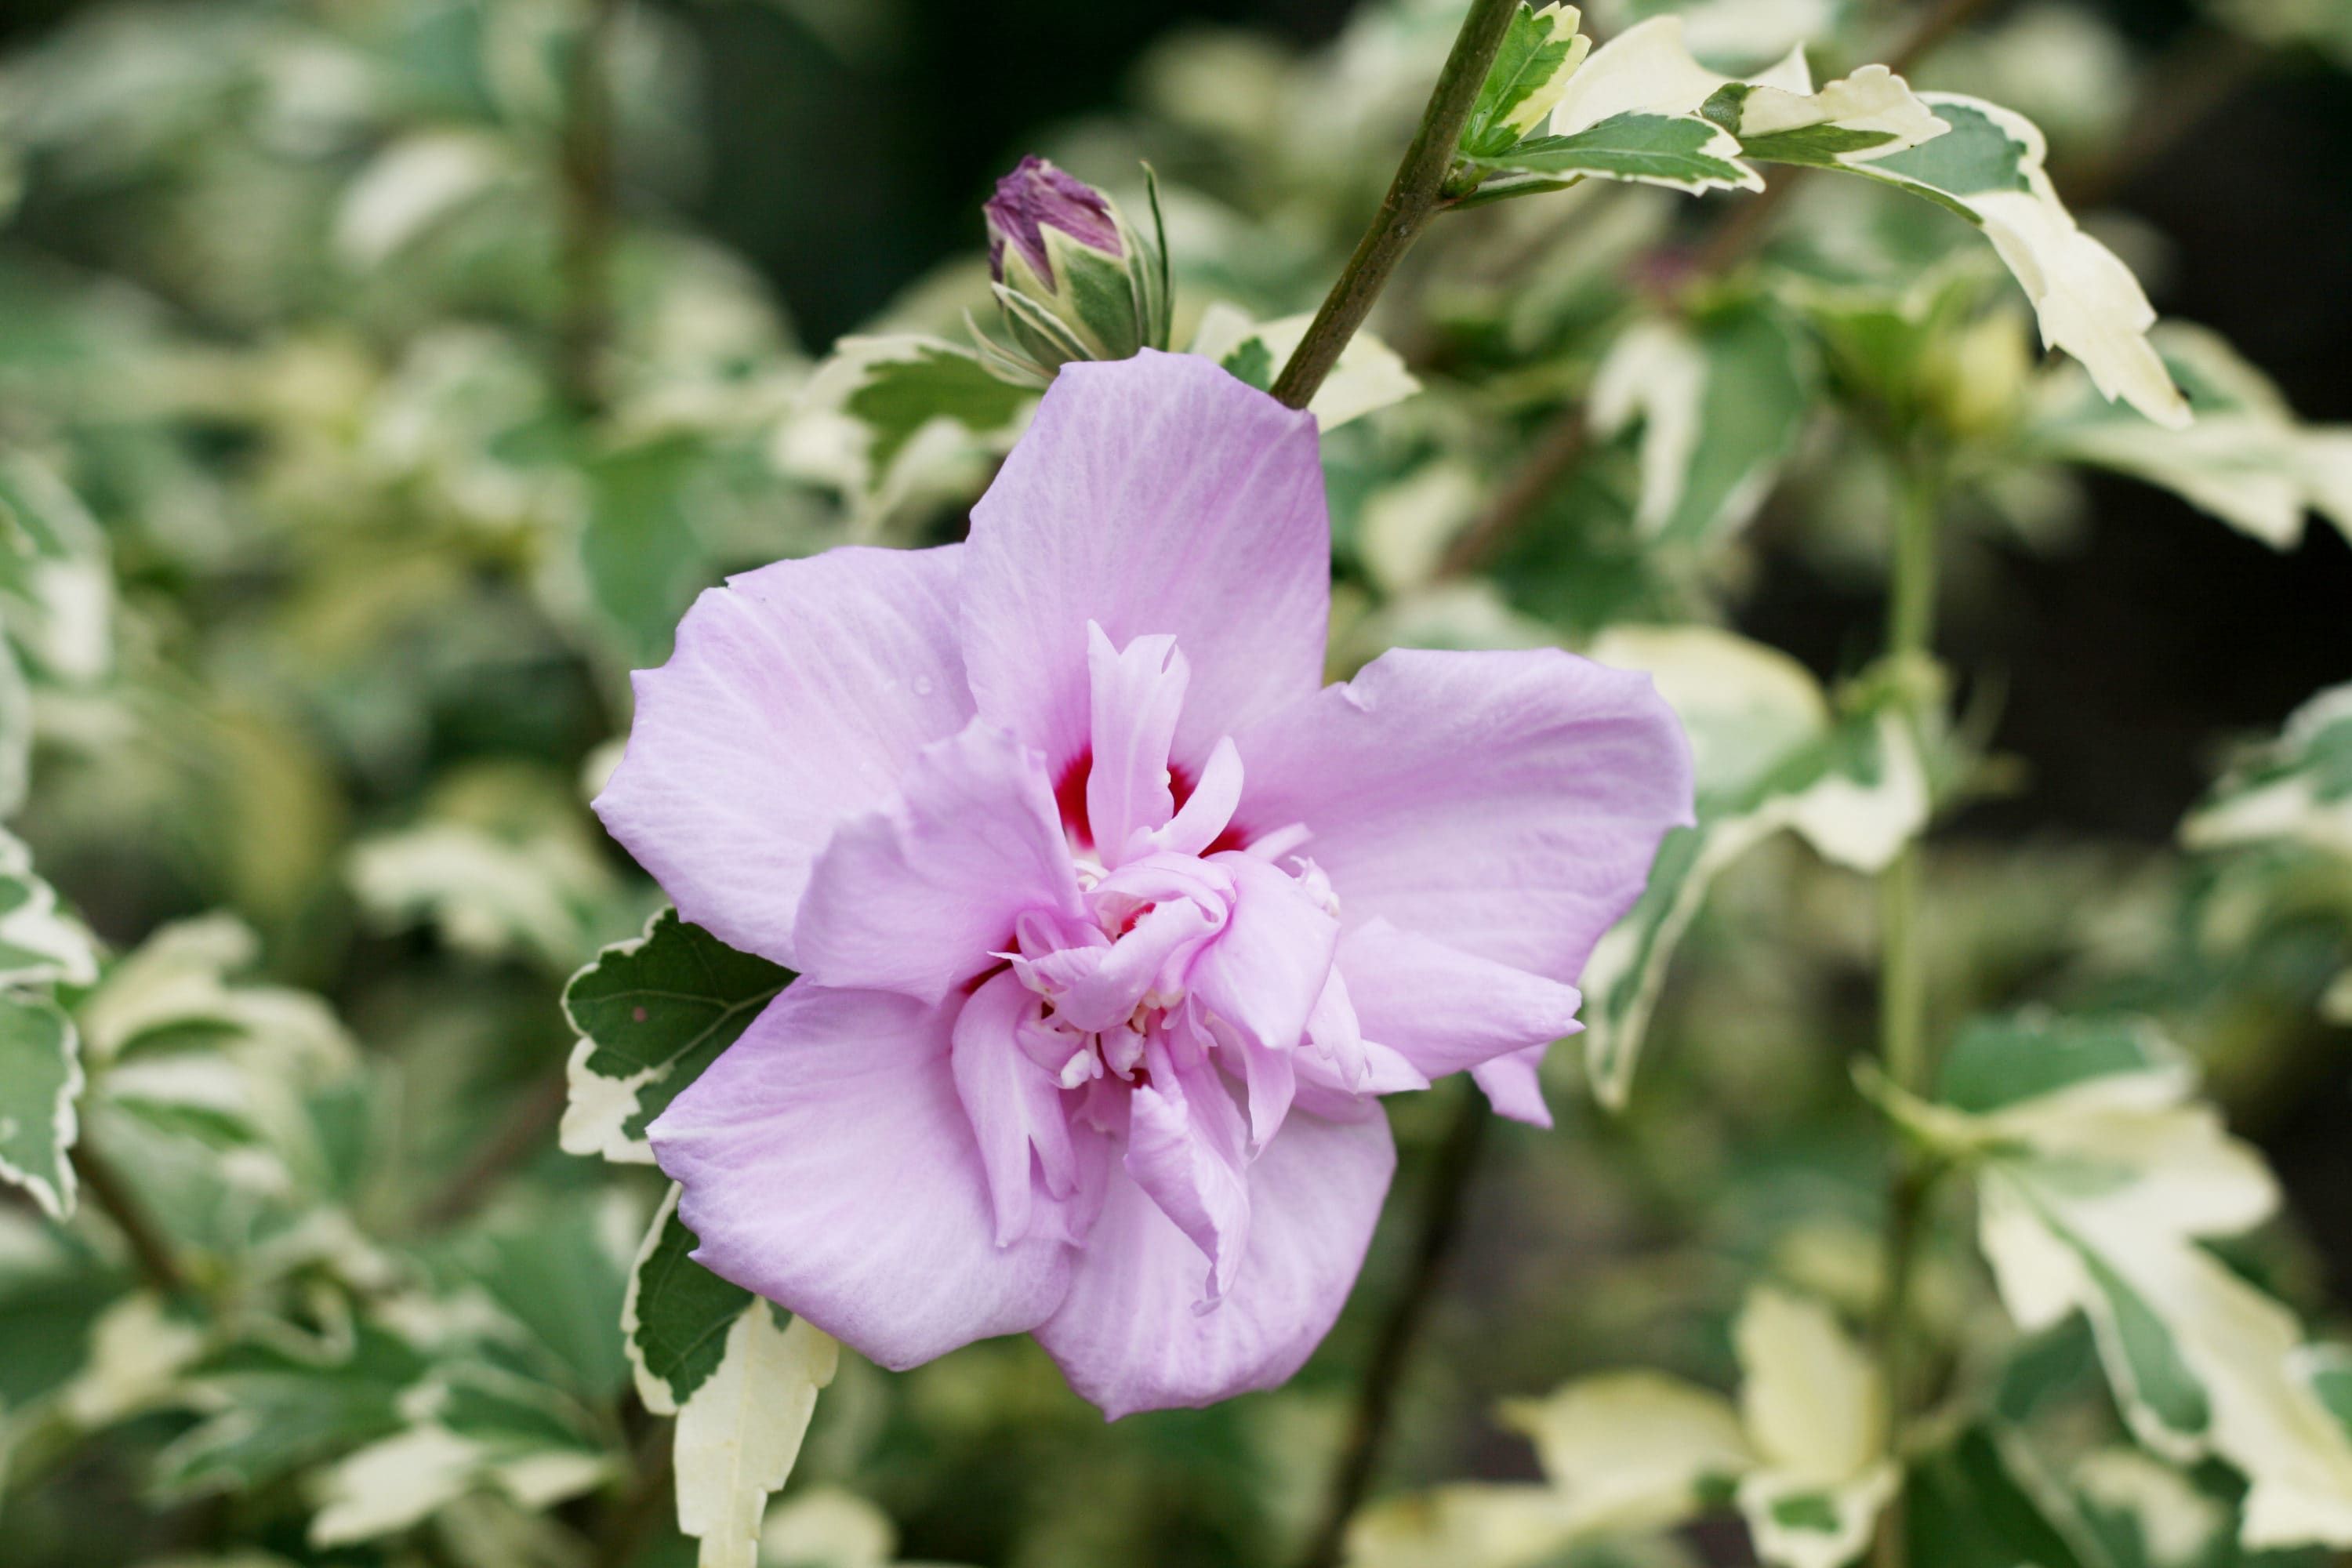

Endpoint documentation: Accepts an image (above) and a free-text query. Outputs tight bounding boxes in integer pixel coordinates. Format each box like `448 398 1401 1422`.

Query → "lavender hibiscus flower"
594 350 1693 1418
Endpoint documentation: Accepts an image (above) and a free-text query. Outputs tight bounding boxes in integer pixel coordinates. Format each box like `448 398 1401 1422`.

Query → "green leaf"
1703 67 1948 174
1467 112 1762 194
672 1305 837 1568
1844 96 2187 428
624 1185 753 1414
2188 683 2352 852
0 991 81 1221
1220 337 1274 392
434 1363 605 1454
1867 100 2033 201
0 450 113 686
1187 304 1420 430
460 1200 633 1399
1770 1493 1841 1532
0 638 27 820
844 341 1033 475
1590 303 1814 548
1739 122 1902 167
1936 1014 2173 1116
559 908 793 1165
2025 325 2352 553
2071 1449 2226 1568
1907 1425 2110 1568
1994 1317 2101 1425
779 335 1036 528
1577 630 1928 1108
1497 1367 1752 1537
0 828 100 991
1461 2 1588 158
154 1325 426 1501
1549 47 2179 424
576 437 730 673
309 1409 613 1545
347 762 626 971
1941 1039 2352 1544
2071 1238 2215 1444
2296 1348 2352 1441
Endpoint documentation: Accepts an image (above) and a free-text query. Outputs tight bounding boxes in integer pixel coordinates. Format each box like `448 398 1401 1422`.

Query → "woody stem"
1270 0 1519 410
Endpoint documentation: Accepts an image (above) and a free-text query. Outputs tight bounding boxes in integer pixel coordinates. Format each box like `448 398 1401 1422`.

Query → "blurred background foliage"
0 0 2346 1565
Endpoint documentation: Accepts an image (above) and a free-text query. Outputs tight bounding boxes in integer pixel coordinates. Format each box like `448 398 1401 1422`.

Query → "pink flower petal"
1122 1030 1252 1303
1232 648 1693 986
595 546 972 968
794 719 1083 1002
1036 1105 1396 1419
960 351 1330 781
1044 855 1232 1032
1189 853 1339 1054
1290 967 1432 1118
1338 917 1582 1081
1084 623 1185 866
1149 736 1243 859
1188 853 1340 1147
651 984 1072 1370
1471 1044 1554 1129
952 971 1085 1247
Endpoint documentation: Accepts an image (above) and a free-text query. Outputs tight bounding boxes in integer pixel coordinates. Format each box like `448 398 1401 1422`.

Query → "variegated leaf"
1881 1012 2352 1548
1188 303 1421 430
560 908 792 1165
1578 627 1929 1108
673 1304 838 1568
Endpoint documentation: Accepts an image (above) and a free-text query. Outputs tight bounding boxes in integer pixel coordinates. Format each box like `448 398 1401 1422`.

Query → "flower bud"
978 156 1171 379
1925 307 2033 440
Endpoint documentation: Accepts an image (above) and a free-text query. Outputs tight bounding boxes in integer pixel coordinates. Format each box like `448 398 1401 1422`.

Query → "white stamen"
1102 1025 1147 1079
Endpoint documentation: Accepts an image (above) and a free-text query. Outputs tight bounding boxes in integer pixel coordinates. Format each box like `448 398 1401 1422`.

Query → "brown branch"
557 0 622 415
74 1135 188 1297
1294 1089 1491 1568
419 1069 568 1230
592 1414 676 1568
1271 0 1521 410
1436 412 1588 579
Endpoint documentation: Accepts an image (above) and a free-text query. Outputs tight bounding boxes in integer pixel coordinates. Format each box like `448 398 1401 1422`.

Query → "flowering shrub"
0 1 2348 1566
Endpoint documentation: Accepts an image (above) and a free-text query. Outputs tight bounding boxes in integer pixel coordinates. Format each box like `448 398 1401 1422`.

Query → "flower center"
1003 852 1238 1091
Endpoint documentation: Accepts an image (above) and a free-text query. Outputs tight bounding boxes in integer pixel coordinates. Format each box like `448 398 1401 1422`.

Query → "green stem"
1269 0 1519 411
1871 452 1944 1568
1886 457 1941 676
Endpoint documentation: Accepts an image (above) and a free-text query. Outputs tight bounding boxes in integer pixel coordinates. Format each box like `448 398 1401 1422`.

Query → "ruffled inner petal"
1084 622 1187 866
793 719 1084 1002
953 970 1086 1246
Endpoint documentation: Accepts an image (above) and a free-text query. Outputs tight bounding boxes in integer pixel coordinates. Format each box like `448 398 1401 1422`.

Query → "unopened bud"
975 156 1171 380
